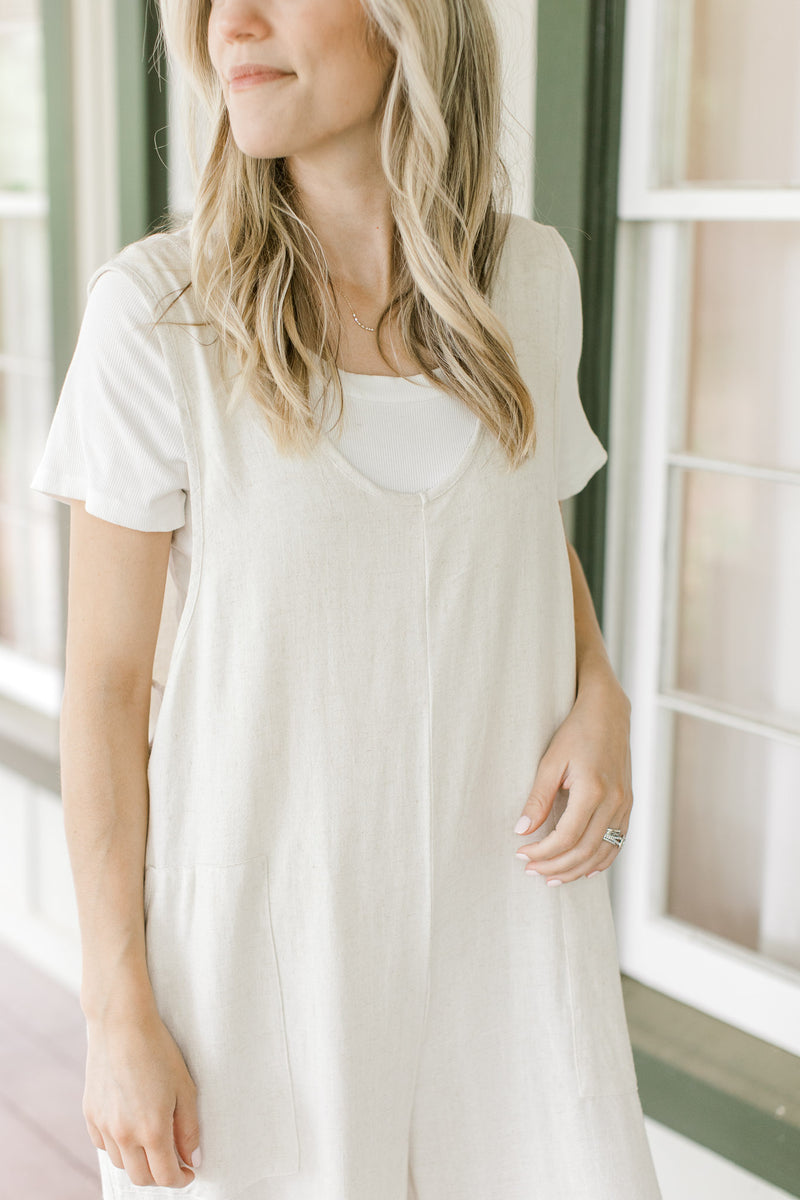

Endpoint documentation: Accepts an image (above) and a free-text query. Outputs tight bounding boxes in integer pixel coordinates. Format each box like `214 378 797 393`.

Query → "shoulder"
70 254 184 390
87 222 192 312
489 214 569 314
74 269 174 377
493 214 571 304
504 214 566 269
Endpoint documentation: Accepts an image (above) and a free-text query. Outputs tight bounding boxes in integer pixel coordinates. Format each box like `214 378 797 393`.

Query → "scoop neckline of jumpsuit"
94 214 663 1200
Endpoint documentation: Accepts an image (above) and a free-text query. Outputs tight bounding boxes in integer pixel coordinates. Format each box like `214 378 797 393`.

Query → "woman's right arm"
61 498 200 1188
62 497 169 1023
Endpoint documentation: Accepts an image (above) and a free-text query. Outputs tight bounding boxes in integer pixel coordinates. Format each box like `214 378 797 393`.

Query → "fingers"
173 1079 202 1172
85 1117 106 1151
83 1010 201 1190
516 793 630 883
117 1143 156 1188
102 1125 193 1188
515 758 567 835
520 787 596 858
519 781 606 864
144 1132 196 1188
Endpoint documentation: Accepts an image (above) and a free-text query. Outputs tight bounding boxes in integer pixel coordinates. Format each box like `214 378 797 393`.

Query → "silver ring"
603 827 626 848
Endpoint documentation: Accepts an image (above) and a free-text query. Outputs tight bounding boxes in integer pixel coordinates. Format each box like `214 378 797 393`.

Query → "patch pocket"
558 876 640 1099
143 855 300 1195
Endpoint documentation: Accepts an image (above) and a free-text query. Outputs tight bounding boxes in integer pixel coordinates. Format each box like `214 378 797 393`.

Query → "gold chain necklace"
336 283 376 333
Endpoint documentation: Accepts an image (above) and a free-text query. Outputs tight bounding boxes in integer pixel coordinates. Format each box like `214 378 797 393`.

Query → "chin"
229 131 288 160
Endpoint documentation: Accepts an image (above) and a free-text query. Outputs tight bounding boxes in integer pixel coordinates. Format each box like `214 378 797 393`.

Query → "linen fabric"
30 214 661 1199
29 238 605 516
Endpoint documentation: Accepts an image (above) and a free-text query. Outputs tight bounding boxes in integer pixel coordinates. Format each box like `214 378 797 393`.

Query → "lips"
229 71 292 94
228 64 291 82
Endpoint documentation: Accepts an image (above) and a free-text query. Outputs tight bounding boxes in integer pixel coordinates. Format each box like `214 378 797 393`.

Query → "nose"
211 1 270 42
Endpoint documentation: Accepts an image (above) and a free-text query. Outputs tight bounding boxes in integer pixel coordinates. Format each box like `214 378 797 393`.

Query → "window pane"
681 223 800 475
0 4 46 193
666 468 800 734
0 214 51 360
667 711 800 972
658 0 800 185
2 366 57 654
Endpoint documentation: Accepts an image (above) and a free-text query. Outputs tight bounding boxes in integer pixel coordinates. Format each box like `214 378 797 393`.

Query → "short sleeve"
29 268 188 531
550 228 609 502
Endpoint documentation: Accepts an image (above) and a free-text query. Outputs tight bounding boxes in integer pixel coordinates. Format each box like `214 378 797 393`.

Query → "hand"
514 671 633 885
83 1002 201 1188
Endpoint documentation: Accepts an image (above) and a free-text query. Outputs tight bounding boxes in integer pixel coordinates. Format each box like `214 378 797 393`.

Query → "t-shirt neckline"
318 416 486 506
335 365 447 401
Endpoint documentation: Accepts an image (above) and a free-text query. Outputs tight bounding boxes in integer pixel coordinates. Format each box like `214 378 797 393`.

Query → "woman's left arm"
513 509 633 883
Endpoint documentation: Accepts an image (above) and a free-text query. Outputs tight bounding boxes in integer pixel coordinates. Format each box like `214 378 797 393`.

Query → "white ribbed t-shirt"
30 249 607 531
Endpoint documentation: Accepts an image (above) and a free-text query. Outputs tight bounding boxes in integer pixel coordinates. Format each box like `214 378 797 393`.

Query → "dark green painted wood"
41 0 76 664
534 0 627 629
144 0 169 228
114 0 147 243
532 0 591 560
115 0 170 244
623 974 800 1193
633 1048 800 1195
571 0 627 629
533 0 592 264
41 0 77 393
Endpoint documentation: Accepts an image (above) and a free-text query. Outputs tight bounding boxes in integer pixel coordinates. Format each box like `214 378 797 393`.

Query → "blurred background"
3 0 799 1195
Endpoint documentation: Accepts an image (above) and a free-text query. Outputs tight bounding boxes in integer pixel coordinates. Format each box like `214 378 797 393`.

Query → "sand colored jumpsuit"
34 215 662 1199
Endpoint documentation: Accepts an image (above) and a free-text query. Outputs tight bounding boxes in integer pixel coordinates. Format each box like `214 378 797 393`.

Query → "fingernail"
525 865 540 875
546 878 563 887
191 1148 202 1169
515 851 529 861
587 870 601 878
514 816 532 834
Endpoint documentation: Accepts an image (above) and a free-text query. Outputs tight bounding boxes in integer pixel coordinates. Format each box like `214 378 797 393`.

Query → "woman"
30 0 663 1197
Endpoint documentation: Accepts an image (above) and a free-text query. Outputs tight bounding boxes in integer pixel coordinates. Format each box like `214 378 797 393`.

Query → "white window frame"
605 0 800 1056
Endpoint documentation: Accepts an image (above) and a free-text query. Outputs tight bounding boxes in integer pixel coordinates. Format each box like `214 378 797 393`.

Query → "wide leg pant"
97 786 663 1200
226 801 663 1200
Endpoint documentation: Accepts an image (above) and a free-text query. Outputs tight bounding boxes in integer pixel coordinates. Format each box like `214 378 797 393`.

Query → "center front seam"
407 495 434 1133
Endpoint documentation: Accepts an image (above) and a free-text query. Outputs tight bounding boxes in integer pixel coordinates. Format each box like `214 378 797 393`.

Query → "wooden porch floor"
0 940 101 1198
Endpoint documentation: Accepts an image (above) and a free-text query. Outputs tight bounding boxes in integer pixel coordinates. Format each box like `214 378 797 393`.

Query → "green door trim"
114 0 170 245
41 0 77 686
42 0 77 396
573 0 627 629
624 976 800 1195
533 0 627 631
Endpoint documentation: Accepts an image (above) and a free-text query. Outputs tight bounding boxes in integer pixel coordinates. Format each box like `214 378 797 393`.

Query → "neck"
286 155 396 295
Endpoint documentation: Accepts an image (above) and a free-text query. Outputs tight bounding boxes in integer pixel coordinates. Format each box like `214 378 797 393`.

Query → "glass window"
657 0 800 186
682 222 800 474
0 2 46 193
614 0 800 1052
667 713 799 971
0 212 51 362
667 468 800 735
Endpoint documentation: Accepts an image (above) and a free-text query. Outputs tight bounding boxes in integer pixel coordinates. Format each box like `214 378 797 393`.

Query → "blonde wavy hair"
153 0 536 467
